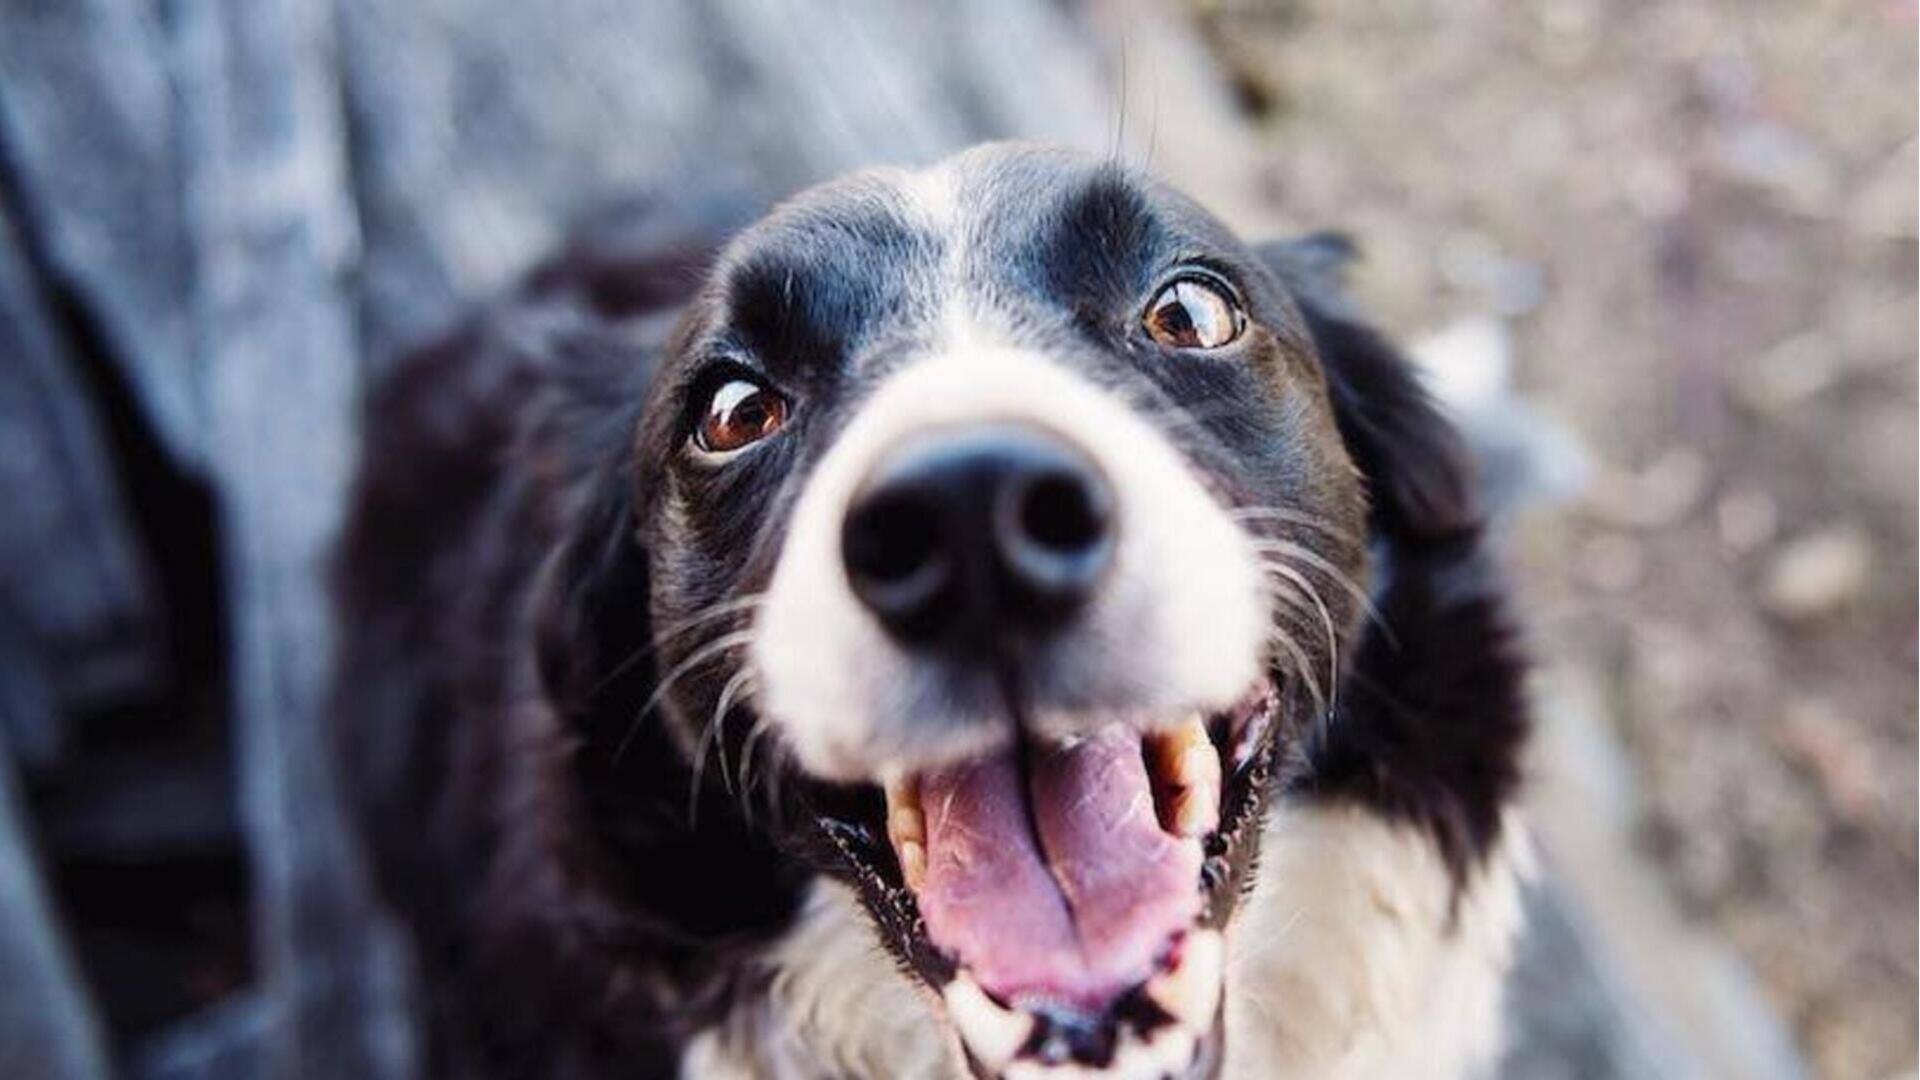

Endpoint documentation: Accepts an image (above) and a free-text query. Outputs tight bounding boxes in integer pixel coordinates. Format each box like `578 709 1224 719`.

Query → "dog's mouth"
816 679 1283 1078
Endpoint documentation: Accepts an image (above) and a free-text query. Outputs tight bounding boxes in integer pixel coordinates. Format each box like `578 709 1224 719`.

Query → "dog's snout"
841 426 1114 648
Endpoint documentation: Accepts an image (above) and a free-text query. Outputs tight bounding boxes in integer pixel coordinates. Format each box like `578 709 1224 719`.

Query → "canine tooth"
1148 717 1220 837
889 803 925 845
885 777 927 887
944 973 1033 1071
1146 929 1224 1028
885 776 922 823
897 839 927 891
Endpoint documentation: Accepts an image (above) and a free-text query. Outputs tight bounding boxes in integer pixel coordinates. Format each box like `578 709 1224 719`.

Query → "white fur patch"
682 882 959 1079
686 808 1531 1079
1225 804 1531 1079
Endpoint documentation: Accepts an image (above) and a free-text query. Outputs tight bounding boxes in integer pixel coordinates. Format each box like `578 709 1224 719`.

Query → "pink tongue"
915 725 1202 1012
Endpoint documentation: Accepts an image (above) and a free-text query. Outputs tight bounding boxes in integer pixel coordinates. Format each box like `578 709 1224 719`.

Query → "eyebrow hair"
1012 168 1164 311
719 203 941 376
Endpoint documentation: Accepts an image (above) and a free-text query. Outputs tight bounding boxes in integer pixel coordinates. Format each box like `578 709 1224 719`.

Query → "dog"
332 143 1531 1079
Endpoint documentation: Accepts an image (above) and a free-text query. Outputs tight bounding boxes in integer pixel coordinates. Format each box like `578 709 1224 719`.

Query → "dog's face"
632 144 1370 1077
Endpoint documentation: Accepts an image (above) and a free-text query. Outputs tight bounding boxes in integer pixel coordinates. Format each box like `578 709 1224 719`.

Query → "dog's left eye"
692 377 790 458
1142 277 1244 350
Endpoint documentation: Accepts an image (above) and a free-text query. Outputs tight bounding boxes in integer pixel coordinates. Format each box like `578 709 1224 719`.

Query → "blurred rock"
1773 698 1883 828
1715 487 1780 554
1585 448 1709 531
1736 332 1841 415
1436 231 1546 316
1844 137 1919 243
1578 533 1646 594
1711 121 1837 216
1762 527 1873 622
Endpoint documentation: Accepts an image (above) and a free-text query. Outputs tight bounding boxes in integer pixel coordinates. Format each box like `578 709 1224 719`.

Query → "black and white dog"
333 143 1530 1079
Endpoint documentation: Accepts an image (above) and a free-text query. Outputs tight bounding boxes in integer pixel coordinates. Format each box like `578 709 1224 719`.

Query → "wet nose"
841 426 1115 650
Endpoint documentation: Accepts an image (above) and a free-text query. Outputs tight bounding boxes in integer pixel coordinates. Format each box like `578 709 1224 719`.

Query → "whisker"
736 710 775 816
708 667 760 796
587 593 766 701
1228 505 1356 544
614 627 757 763
1260 561 1340 704
687 700 726 821
1268 628 1328 725
1248 539 1395 647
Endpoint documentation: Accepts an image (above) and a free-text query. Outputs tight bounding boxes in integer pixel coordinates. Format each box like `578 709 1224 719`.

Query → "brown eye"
1142 277 1244 350
693 378 789 457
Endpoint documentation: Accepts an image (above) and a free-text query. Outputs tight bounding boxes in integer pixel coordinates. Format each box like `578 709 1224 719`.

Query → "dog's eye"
692 378 789 457
1142 277 1244 350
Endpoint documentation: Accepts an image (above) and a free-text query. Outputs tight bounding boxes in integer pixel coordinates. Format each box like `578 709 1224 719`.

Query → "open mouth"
819 679 1283 1078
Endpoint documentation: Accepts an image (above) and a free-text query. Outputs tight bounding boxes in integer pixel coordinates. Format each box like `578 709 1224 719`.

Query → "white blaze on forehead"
884 157 990 356
890 159 964 235
751 343 1267 781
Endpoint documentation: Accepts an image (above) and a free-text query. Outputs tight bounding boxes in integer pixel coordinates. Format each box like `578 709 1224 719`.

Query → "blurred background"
0 1 1911 1078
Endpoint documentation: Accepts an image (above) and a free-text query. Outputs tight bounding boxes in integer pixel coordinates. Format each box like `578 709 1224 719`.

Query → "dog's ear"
533 461 654 720
1256 234 1480 544
1255 235 1525 888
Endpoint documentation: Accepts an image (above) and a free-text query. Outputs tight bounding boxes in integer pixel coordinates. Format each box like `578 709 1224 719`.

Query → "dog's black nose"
842 426 1114 649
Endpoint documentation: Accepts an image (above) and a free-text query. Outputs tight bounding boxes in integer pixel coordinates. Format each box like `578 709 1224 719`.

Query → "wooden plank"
0 0 204 466
170 0 416 1075
0 723 112 1080
0 179 163 771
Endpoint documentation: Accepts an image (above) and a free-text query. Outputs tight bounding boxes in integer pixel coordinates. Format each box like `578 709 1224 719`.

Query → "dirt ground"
1187 2 1918 1076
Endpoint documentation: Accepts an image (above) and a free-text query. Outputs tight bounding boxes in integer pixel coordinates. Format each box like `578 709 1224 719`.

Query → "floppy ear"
1257 234 1479 544
533 458 654 725
1255 235 1526 889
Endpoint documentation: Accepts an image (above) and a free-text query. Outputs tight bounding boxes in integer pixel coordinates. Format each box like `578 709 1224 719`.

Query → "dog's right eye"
691 377 790 459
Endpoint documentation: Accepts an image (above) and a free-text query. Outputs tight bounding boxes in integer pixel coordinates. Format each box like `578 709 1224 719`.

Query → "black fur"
1261 236 1528 883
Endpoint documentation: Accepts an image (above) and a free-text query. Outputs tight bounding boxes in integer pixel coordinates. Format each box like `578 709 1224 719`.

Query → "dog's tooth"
1169 790 1215 838
884 775 921 818
897 838 927 891
1146 929 1225 1028
1173 741 1221 837
944 973 1032 1071
1146 715 1205 780
885 776 927 884
1149 717 1220 837
888 802 925 845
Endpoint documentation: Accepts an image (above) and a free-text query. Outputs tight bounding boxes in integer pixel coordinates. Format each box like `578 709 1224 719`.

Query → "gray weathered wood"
333 0 1129 360
0 194 163 771
169 0 418 1076
0 728 112 1080
0 0 204 466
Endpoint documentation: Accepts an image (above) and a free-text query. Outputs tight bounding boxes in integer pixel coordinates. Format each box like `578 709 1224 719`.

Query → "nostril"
843 490 954 639
845 493 940 585
1018 469 1109 556
995 460 1114 607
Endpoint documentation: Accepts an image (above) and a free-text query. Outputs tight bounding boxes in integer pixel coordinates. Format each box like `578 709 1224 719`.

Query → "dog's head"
553 143 1472 1077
